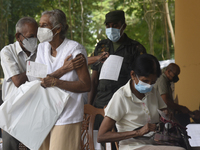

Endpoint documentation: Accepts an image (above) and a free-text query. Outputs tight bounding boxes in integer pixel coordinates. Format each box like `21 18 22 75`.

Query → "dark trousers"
2 130 30 150
2 130 20 150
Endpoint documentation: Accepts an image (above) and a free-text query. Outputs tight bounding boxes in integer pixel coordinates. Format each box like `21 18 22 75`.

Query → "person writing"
98 54 185 150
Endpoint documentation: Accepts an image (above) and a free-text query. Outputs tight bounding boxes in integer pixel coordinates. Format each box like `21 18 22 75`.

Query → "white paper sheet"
157 109 170 120
26 61 47 78
186 124 200 147
99 55 123 81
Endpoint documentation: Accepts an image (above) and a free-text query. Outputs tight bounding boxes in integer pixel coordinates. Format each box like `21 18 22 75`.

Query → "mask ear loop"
119 24 125 37
19 34 28 45
135 74 140 85
51 24 61 38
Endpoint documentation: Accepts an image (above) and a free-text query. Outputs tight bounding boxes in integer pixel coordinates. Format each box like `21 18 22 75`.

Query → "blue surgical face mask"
105 24 124 42
134 76 154 93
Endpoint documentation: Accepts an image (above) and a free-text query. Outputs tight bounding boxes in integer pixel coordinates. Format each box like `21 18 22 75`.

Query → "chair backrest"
19 143 27 150
81 104 104 150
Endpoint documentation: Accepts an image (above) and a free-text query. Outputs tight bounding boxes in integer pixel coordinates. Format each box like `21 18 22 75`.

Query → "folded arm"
48 54 85 79
41 54 91 93
11 72 28 87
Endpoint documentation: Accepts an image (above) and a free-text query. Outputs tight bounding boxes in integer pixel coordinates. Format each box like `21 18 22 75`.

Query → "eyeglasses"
20 34 28 41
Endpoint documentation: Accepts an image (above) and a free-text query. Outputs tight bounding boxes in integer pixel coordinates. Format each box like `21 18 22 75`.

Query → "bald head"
166 63 180 75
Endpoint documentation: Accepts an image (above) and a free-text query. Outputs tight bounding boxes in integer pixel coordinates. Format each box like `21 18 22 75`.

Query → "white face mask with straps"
37 25 60 43
21 34 37 53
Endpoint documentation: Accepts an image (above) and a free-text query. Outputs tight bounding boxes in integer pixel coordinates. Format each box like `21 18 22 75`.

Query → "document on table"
26 61 47 78
186 124 200 147
99 55 123 81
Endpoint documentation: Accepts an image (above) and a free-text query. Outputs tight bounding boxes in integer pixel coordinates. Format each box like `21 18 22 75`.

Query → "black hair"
131 54 161 78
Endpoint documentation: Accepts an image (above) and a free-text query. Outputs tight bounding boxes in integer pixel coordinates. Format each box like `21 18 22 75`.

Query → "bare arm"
41 54 91 93
97 117 156 143
88 70 99 104
161 94 192 114
88 52 109 65
11 72 28 87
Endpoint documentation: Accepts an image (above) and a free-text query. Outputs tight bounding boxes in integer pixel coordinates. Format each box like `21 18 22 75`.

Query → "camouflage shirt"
91 33 146 108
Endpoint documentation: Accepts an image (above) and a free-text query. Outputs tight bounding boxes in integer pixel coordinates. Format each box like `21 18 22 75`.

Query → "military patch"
97 44 109 55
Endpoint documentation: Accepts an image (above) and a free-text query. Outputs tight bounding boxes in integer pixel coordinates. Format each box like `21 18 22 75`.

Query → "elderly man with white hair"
1 16 38 150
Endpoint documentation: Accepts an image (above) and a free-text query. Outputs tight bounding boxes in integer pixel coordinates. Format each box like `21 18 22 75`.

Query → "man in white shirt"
1 17 38 150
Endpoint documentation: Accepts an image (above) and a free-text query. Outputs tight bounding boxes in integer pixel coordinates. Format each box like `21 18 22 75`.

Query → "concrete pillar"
175 0 200 111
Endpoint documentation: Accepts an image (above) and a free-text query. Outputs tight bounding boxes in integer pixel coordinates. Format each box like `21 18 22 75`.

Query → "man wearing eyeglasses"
0 17 38 150
154 63 194 126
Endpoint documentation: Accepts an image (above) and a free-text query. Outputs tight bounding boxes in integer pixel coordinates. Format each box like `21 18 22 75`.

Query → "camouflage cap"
104 10 125 24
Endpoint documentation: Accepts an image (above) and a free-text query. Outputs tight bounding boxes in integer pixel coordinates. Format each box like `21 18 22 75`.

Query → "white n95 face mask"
22 37 37 53
37 25 59 43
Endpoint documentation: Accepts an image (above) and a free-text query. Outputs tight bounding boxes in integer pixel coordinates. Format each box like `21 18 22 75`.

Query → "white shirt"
1 41 36 101
35 38 87 125
105 79 167 150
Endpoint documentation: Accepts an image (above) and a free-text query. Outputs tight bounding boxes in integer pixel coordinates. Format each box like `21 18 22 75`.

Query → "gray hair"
16 17 37 33
42 9 68 38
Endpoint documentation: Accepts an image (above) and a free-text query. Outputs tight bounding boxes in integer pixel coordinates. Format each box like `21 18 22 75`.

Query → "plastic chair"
81 104 105 150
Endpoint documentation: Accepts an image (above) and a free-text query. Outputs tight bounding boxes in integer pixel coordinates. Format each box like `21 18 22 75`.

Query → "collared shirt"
1 41 36 101
105 79 166 150
154 73 173 101
35 38 88 125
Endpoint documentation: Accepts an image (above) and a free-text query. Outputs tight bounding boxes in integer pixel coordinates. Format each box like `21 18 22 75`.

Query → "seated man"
154 63 194 126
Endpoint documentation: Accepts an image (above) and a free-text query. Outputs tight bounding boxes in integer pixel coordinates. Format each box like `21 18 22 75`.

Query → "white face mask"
21 36 37 53
37 25 59 43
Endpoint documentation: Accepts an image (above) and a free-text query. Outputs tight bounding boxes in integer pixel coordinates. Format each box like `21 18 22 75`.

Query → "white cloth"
0 41 36 101
35 38 88 125
0 80 70 150
104 79 167 150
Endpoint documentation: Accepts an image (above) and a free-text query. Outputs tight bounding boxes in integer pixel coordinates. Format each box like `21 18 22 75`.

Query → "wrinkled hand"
63 54 85 72
41 76 55 88
98 52 109 63
138 123 156 136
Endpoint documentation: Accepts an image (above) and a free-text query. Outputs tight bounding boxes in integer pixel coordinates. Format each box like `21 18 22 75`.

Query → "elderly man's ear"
15 33 21 42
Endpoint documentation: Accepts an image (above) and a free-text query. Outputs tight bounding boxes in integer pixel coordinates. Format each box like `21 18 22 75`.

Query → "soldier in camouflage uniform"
88 10 146 108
